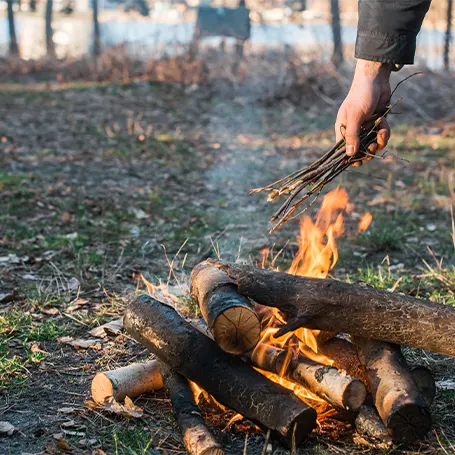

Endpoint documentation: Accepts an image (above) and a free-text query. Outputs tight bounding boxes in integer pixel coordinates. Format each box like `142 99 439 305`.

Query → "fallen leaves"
88 318 123 338
85 396 143 418
0 421 15 436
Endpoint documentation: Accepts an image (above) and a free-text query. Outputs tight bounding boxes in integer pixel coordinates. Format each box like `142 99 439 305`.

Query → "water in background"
0 13 451 70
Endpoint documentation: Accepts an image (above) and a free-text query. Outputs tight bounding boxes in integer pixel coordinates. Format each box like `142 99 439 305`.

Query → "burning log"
124 295 317 446
91 360 163 403
354 338 432 443
190 262 261 355
313 337 365 380
213 263 455 357
247 344 366 412
159 362 224 455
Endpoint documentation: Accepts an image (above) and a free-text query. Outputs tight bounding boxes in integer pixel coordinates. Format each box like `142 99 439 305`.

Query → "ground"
1 79 455 455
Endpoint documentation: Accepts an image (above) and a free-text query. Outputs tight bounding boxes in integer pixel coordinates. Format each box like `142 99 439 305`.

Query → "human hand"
335 59 393 167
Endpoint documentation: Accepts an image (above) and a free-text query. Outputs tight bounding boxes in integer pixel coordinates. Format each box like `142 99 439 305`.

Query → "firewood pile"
90 260 455 454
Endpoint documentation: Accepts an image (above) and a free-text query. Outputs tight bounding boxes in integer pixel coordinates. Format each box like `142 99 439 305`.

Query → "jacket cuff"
355 31 417 66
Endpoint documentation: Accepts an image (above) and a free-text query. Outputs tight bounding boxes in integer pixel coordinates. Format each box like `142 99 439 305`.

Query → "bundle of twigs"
251 105 398 234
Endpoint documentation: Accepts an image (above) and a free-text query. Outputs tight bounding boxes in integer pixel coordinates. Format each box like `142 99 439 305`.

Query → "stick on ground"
159 362 224 455
124 295 317 447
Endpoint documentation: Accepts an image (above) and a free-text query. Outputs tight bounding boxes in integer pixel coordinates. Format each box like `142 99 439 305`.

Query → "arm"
336 0 432 162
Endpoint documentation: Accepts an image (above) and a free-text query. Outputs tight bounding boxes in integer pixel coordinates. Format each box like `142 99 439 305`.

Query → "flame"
358 212 373 233
254 187 373 416
288 187 348 278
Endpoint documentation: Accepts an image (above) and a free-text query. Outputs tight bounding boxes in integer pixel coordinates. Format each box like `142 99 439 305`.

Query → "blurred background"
0 0 452 73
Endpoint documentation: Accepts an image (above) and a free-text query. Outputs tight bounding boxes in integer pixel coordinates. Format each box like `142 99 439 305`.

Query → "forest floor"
1 78 455 455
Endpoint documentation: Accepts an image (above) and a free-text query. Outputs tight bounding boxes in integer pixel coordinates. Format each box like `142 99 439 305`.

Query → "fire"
254 187 373 414
358 212 373 233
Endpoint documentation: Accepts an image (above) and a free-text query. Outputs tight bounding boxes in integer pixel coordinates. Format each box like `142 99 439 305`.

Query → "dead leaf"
60 420 76 428
67 277 80 293
85 397 143 418
41 308 59 316
88 318 123 338
0 291 16 303
66 339 102 350
57 407 83 414
0 421 15 436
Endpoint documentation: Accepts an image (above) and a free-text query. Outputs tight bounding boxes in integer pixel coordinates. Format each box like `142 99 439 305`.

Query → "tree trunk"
330 0 343 67
124 295 317 447
45 0 55 57
7 0 19 57
445 0 453 70
213 263 455 357
92 0 101 56
191 263 261 355
159 363 224 455
353 338 432 443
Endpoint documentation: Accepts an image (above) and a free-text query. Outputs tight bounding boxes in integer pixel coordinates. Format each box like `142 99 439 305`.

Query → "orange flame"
358 212 373 233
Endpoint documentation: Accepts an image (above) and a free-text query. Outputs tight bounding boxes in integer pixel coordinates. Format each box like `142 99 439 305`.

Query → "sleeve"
355 0 432 65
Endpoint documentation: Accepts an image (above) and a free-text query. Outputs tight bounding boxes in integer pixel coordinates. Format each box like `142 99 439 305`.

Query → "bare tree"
330 0 343 67
7 0 19 56
92 0 101 56
444 0 453 69
46 0 56 57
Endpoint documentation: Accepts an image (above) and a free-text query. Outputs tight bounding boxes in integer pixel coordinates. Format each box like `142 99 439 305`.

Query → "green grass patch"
113 425 156 455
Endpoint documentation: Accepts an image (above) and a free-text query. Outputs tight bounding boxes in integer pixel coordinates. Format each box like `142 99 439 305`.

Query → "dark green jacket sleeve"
355 0 432 65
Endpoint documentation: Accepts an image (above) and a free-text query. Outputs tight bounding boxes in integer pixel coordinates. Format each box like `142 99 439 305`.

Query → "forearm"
355 0 432 65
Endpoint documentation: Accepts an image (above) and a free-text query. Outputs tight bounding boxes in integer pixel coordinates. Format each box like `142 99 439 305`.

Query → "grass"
1 81 455 455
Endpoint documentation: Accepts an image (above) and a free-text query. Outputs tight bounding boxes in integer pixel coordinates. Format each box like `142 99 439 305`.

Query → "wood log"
91 361 163 403
159 362 224 455
212 262 455 357
354 405 392 447
353 338 432 443
246 343 366 411
315 337 437 405
124 295 317 447
191 262 261 355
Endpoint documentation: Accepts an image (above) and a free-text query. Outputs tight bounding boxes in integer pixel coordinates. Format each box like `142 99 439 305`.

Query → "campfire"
90 188 455 454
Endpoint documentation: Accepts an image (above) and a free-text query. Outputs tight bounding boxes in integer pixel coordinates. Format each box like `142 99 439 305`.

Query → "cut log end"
91 372 114 403
213 306 261 355
386 401 432 443
343 379 368 411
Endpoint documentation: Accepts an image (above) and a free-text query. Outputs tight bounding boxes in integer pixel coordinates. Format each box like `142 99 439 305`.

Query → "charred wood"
124 295 317 447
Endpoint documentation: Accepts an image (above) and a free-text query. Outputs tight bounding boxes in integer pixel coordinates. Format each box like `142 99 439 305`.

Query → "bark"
92 0 101 56
7 0 19 57
45 0 56 57
315 337 366 380
330 0 343 66
191 263 261 355
354 338 432 443
159 362 224 455
91 360 163 403
124 295 317 447
355 405 392 446
213 263 455 357
246 343 366 411
445 0 453 70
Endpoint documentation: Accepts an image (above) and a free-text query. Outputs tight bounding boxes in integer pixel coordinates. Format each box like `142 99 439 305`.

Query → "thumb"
344 111 363 156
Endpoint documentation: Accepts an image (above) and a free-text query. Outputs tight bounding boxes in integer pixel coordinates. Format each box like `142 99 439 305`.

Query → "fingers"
376 118 390 151
344 111 363 156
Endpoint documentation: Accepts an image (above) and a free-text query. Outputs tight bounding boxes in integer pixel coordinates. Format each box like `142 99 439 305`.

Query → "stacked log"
91 260 449 453
124 294 317 447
